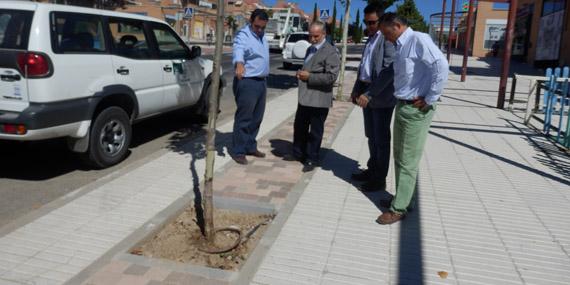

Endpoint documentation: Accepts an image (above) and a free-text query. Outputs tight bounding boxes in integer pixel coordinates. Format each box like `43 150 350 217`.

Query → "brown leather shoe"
247 150 266 158
232 155 248 165
376 211 405 225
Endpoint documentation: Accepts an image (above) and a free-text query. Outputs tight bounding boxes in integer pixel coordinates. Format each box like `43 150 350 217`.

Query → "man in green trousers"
376 13 449 225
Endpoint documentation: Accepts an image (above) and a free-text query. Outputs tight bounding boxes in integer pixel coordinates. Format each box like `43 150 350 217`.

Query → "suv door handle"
1 74 21 82
116 67 129 75
163 65 173 72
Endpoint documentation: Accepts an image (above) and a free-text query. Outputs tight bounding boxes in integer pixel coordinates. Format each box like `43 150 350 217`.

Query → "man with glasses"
376 13 448 225
231 9 270 165
350 3 396 192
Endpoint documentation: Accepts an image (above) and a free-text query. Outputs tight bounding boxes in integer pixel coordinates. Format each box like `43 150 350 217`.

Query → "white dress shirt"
359 31 381 83
392 27 449 105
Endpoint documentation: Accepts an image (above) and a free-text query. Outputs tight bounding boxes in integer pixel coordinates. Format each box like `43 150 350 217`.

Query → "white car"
282 32 310 69
0 1 223 168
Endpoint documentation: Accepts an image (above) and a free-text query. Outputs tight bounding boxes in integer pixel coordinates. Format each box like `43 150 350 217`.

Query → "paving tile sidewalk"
251 56 570 285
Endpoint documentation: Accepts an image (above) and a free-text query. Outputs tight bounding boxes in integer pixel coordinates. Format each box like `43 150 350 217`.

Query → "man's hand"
356 95 370 108
297 70 310 81
235 62 245 80
412 97 429 111
350 93 358 105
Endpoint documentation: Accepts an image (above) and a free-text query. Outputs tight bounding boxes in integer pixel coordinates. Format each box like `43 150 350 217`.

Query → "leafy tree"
395 0 428 32
330 0 337 40
313 3 318 22
366 0 396 12
53 0 127 10
335 15 343 41
226 15 238 35
352 9 363 43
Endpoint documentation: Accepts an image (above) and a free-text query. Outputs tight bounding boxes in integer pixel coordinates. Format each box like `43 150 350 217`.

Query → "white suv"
282 32 309 69
0 2 222 168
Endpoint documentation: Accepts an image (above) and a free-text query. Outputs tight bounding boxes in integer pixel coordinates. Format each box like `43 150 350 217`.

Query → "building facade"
515 0 569 67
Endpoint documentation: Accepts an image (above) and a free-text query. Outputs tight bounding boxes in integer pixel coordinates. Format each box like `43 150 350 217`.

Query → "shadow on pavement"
503 119 570 183
429 130 570 186
165 126 233 233
267 73 298 90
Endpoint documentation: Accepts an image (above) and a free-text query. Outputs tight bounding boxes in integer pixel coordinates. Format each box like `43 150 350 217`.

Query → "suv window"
150 24 189 60
109 19 152 59
51 12 106 53
287 33 308 43
0 9 33 50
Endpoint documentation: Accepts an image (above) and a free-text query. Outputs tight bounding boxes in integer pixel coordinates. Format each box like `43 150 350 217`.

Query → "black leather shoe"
247 150 266 158
232 155 248 165
359 180 386 192
283 154 303 162
351 169 371 181
302 161 317 172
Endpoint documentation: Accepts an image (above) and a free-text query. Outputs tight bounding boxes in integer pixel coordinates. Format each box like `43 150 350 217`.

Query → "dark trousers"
293 104 329 163
232 77 266 155
363 106 394 182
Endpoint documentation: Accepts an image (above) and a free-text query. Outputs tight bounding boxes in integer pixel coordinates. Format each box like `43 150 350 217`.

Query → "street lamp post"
460 0 475 82
497 0 518 109
447 0 456 62
439 0 447 49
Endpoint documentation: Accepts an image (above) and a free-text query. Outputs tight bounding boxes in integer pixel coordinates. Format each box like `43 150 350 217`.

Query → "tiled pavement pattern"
80 101 353 285
215 102 352 209
0 88 303 285
251 58 570 284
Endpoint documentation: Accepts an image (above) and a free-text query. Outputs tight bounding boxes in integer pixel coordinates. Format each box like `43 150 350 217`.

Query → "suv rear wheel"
83 107 132 168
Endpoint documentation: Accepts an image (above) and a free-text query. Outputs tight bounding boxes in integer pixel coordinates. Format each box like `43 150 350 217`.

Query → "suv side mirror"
190 46 201 59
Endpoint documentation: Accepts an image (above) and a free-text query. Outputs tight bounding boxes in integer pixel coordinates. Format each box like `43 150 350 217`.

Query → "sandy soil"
132 207 273 271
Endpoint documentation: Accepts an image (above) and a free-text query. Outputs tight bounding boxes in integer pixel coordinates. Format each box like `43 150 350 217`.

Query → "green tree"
335 16 343 41
353 9 363 43
226 15 238 36
313 3 318 22
54 0 127 9
330 0 337 41
366 0 396 12
396 0 428 32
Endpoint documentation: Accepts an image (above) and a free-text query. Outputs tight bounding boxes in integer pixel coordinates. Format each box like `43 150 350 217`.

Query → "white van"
0 1 222 168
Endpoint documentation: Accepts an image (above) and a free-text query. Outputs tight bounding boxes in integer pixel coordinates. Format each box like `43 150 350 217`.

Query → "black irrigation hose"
198 218 273 254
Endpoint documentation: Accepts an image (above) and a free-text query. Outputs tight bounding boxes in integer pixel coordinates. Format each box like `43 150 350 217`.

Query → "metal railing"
540 66 570 148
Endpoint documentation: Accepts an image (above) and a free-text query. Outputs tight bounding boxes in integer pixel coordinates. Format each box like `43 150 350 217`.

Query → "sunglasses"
363 20 379 26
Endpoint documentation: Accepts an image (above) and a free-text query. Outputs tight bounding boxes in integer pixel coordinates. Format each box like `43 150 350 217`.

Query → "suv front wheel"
83 107 132 168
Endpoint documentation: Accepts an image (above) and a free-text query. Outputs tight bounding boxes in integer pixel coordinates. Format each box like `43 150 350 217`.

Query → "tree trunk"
336 0 350 100
203 0 225 242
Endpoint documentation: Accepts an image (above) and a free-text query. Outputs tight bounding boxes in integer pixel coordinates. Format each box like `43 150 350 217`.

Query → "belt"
242 76 266 81
399 99 416 105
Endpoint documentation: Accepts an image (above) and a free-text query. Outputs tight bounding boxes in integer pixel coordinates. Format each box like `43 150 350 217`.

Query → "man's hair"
379 12 408 26
363 3 384 18
310 21 326 33
250 9 269 22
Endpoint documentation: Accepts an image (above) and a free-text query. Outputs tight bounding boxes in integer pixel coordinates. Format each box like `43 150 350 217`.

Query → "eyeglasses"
363 20 379 26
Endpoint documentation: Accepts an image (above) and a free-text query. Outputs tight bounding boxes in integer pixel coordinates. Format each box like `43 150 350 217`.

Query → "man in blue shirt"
231 9 270 165
376 13 449 225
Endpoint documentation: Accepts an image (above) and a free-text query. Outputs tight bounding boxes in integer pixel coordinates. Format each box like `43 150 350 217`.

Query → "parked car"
282 32 310 69
0 1 223 168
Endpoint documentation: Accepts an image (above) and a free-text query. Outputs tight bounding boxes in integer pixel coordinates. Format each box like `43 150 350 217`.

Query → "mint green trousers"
390 102 435 214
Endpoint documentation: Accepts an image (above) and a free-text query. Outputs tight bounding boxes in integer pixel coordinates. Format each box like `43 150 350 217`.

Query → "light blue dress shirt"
393 28 449 105
359 31 381 83
232 25 270 78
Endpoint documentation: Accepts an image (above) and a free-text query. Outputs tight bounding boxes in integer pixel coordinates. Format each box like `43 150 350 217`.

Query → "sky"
262 0 461 24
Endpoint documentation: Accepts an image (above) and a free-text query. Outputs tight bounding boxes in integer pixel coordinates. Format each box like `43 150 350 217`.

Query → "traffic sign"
319 9 330 20
184 7 194 19
462 1 469 11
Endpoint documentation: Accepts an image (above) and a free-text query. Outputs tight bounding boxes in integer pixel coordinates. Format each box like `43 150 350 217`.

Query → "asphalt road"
0 46 362 228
